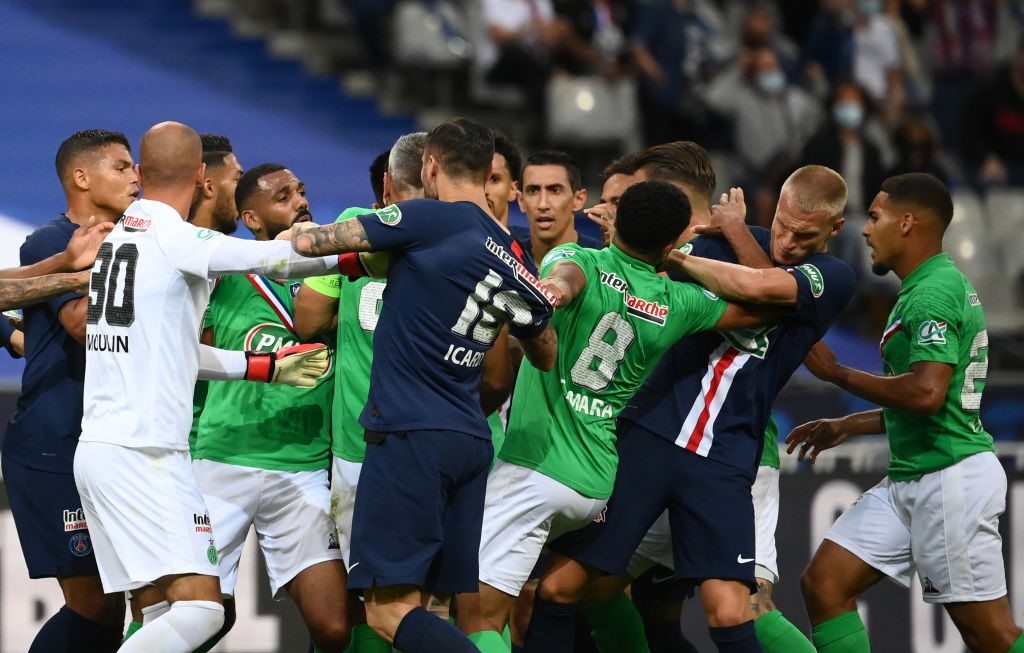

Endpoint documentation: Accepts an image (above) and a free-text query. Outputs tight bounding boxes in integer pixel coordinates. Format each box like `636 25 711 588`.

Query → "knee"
537 564 593 605
800 562 832 608
704 601 753 629
63 582 123 624
310 619 351 653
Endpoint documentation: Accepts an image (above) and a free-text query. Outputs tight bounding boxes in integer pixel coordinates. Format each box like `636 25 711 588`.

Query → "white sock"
141 599 170 624
119 600 224 653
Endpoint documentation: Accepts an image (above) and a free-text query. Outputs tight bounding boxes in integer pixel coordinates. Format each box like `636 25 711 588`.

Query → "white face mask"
833 101 864 129
757 69 786 95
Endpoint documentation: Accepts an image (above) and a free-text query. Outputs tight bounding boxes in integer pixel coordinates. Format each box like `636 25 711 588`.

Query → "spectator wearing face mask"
703 45 821 225
886 113 960 188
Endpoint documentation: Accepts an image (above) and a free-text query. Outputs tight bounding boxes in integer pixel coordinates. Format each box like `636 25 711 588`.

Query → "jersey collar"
608 243 656 273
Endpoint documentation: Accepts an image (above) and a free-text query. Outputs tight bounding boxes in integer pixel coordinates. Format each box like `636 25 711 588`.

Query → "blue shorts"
573 421 757 592
2 455 99 579
347 429 492 594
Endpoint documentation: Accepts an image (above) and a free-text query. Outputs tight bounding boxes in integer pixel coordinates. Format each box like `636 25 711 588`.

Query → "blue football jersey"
3 216 86 472
621 228 855 473
356 199 555 439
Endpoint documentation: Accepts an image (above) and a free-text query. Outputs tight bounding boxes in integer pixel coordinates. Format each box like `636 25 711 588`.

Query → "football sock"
522 595 578 652
645 618 698 653
123 620 143 642
118 600 224 653
142 600 170 624
467 629 510 653
392 606 477 653
1011 632 1024 653
29 606 122 653
811 611 869 653
502 624 512 648
344 623 392 652
581 592 650 653
709 621 764 652
755 610 815 652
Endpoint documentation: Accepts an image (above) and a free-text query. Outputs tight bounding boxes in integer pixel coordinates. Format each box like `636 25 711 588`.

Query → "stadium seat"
462 0 528 108
544 74 640 150
944 189 1021 332
392 0 472 70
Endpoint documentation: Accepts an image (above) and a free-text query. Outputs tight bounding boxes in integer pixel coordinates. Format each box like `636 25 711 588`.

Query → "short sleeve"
540 243 588 276
156 219 227 279
669 282 728 333
778 254 855 328
357 200 442 253
902 286 961 366
21 225 82 315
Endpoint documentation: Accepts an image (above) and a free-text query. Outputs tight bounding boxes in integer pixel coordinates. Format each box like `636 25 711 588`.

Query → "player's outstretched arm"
784 409 885 463
0 269 89 312
804 340 954 416
662 250 798 305
518 324 558 372
292 218 375 256
0 218 113 280
197 343 329 387
540 261 587 307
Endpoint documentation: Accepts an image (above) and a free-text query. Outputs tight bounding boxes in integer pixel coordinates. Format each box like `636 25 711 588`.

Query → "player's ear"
240 208 260 233
573 188 587 212
830 216 845 238
508 180 519 203
72 166 89 192
382 171 393 206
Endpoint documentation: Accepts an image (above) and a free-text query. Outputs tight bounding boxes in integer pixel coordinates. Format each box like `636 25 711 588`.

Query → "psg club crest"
69 532 92 557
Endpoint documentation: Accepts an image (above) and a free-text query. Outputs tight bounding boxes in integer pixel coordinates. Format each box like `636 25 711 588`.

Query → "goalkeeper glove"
244 343 329 388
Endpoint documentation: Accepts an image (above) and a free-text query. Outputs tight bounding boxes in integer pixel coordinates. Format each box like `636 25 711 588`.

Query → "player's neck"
64 203 121 226
139 187 194 221
895 241 943 280
435 176 491 215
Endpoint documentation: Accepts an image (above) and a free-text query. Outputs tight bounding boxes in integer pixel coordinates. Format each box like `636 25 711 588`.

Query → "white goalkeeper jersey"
80 198 335 450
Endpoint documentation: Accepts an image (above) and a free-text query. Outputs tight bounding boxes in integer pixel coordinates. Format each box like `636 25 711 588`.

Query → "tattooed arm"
517 324 558 372
0 270 89 311
291 219 374 257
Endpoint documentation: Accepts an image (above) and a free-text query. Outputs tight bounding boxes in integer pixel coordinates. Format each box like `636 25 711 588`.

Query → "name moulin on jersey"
86 333 129 353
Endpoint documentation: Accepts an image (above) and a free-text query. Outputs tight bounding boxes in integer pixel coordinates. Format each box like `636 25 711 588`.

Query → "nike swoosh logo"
737 555 755 564
650 574 675 584
346 562 360 573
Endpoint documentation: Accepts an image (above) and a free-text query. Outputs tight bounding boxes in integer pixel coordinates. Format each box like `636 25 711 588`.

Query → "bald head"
139 121 203 190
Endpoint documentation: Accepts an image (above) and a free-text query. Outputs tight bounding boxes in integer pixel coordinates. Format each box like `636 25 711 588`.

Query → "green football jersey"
330 274 385 462
500 244 728 499
881 253 994 481
760 414 780 469
193 274 334 471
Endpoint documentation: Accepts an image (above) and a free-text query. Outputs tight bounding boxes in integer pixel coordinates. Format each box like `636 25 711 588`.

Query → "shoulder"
22 217 74 261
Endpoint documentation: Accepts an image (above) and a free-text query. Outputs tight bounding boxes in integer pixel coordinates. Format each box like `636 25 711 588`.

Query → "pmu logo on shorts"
600 271 669 326
917 320 947 345
69 533 92 557
795 264 825 297
193 513 213 534
63 508 88 532
375 205 402 226
122 214 152 232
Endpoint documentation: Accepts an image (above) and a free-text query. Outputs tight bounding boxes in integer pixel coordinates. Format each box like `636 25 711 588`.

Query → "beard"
870 259 891 276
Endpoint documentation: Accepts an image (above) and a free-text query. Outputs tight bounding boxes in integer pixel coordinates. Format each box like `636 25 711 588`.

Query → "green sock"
811 611 870 653
1011 632 1024 653
501 624 512 648
580 592 651 653
344 623 392 653
755 610 815 653
123 620 143 643
468 629 510 653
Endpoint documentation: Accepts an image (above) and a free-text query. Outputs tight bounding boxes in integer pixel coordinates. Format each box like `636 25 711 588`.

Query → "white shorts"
73 442 218 593
752 466 779 584
478 461 606 596
627 465 780 583
329 456 362 565
193 460 342 599
826 451 1007 604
